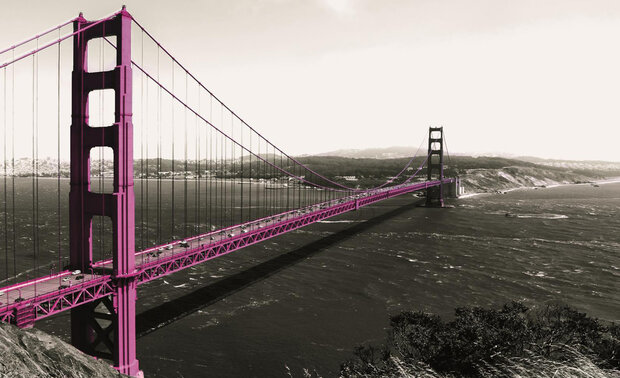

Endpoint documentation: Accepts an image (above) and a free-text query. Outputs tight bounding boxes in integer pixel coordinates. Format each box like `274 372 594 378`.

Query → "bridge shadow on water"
136 199 423 337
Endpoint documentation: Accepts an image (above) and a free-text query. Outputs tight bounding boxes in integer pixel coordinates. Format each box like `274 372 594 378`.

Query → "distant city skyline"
1 0 619 161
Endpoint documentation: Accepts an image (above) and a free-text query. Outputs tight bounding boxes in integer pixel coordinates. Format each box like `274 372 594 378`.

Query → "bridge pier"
69 8 141 377
443 176 460 198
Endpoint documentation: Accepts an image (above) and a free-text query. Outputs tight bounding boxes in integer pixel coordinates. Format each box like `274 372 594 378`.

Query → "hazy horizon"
2 146 620 164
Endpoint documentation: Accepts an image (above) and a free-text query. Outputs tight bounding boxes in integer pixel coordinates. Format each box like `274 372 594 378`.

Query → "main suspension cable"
0 11 122 70
0 18 75 57
129 16 404 192
102 35 424 195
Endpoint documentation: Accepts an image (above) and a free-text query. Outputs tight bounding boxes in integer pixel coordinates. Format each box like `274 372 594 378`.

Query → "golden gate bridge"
0 7 458 376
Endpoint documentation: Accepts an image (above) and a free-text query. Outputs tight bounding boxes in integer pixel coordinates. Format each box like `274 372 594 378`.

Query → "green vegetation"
340 302 619 377
130 155 546 181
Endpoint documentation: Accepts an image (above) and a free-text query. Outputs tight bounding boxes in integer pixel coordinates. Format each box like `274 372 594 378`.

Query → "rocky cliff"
0 323 124 378
458 165 606 194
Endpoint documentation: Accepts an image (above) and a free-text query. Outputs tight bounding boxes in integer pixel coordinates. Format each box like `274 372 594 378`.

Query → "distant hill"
315 147 620 172
316 146 422 159
515 156 620 171
3 151 619 194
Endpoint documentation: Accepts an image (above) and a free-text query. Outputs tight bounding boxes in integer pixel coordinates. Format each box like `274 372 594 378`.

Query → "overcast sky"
2 0 620 161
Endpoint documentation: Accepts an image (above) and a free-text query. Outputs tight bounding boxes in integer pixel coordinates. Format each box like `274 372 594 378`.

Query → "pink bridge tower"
426 126 445 207
69 7 141 376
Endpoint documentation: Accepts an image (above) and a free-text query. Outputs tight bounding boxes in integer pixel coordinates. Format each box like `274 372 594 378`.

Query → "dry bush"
340 302 619 377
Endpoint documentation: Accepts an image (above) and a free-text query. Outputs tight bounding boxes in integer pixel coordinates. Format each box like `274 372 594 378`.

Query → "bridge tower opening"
426 126 444 207
69 7 141 377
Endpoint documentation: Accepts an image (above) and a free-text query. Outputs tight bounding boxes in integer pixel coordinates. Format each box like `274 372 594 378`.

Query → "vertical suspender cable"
230 114 234 227
255 135 258 219
57 29 62 280
248 130 252 222
140 29 144 250
99 35 104 261
142 68 149 249
226 109 229 227
31 44 35 290
263 137 267 218
272 145 275 212
148 46 154 247
11 49 15 282
277 150 280 212
286 156 290 211
273 148 284 213
148 47 153 247
144 32 149 248
196 84 200 234
256 134 260 219
3 65 7 282
258 138 267 217
228 112 232 227
37 40 40 288
268 144 272 213
217 105 221 229
303 155 307 208
269 147 272 213
218 107 221 229
208 95 212 232
207 96 210 231
222 105 225 228
263 137 266 217
276 147 279 212
309 171 312 209
171 61 175 239
184 72 188 238
443 133 452 176
32 40 38 295
227 115 231 229
240 119 243 225
156 46 161 245
271 145 275 213
255 136 259 218
281 150 285 212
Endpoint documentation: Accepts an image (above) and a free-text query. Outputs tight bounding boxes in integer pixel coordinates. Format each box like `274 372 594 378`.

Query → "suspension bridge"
0 7 458 376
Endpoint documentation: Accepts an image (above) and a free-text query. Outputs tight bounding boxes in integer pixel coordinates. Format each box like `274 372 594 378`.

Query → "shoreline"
458 176 620 199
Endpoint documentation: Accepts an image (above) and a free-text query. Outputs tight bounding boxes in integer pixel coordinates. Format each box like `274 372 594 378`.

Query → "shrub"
340 302 619 377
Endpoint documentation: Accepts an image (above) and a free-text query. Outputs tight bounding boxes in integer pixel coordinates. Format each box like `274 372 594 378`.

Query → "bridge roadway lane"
0 179 453 326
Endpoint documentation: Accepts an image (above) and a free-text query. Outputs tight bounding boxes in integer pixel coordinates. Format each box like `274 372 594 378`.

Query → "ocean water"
134 182 619 377
4 180 618 377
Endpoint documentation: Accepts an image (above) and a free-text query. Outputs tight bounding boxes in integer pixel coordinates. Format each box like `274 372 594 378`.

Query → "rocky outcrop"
459 166 600 193
0 323 124 378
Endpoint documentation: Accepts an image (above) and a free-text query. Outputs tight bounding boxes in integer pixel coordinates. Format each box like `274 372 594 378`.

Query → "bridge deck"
0 179 452 326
